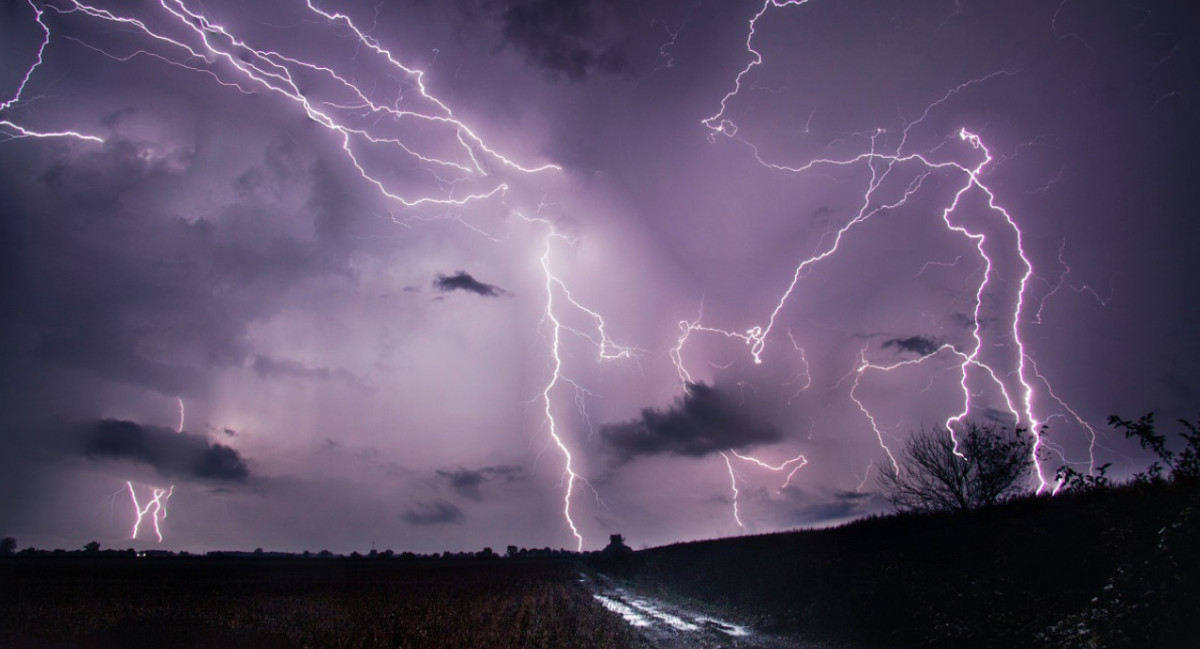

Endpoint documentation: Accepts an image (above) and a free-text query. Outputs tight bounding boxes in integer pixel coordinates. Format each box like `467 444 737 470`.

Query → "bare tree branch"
877 422 1034 513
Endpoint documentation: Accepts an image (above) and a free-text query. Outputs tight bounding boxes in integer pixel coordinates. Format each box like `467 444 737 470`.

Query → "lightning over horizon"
0 0 1193 554
126 481 173 543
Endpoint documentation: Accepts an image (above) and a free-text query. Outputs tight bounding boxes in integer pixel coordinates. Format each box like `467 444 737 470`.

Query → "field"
0 556 643 649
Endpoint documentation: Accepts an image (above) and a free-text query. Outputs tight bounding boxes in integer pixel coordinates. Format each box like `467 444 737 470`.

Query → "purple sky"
1 0 1196 554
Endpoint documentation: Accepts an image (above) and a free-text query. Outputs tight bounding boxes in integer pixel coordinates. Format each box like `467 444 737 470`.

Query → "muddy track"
583 573 836 649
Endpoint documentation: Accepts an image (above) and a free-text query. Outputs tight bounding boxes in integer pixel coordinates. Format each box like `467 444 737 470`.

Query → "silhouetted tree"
83 541 101 553
0 537 15 556
603 534 632 556
877 421 1034 513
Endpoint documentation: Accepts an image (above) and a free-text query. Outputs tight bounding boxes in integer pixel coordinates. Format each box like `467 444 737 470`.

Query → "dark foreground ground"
0 556 645 649
595 480 1200 649
5 481 1196 649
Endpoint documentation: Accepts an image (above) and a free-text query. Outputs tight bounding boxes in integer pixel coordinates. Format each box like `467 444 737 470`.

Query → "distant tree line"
0 538 626 561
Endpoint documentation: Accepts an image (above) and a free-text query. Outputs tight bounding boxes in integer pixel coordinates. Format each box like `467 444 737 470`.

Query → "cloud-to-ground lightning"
719 452 744 529
673 0 1110 506
119 399 188 542
126 481 174 543
521 210 635 550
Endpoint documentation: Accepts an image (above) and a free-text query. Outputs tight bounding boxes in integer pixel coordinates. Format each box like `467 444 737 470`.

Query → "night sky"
1 0 1196 554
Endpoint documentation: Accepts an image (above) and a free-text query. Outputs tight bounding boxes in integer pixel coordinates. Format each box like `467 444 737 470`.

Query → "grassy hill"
595 479 1198 648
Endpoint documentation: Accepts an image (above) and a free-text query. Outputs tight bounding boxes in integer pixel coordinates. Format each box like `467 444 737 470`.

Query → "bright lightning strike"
730 450 808 492
126 481 174 543
520 211 634 550
720 452 744 529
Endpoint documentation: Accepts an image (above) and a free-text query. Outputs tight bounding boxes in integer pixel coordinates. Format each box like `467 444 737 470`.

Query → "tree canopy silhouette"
877 421 1035 513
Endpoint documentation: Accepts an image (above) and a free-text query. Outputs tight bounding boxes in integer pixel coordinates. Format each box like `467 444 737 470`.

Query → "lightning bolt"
730 450 808 492
1 2 104 143
126 481 174 543
720 452 744 529
520 210 634 551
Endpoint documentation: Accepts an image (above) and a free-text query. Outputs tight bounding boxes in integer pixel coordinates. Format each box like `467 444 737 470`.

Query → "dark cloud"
882 335 942 356
433 271 508 297
496 0 628 80
0 130 362 401
600 383 782 464
436 465 524 501
402 502 464 525
82 419 249 481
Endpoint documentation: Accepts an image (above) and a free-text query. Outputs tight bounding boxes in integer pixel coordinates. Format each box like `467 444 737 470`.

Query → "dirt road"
584 573 835 649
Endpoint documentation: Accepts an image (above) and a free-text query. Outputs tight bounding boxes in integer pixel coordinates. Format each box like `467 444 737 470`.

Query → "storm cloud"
433 271 508 297
82 419 249 481
600 383 782 463
883 336 942 357
496 0 629 80
436 465 524 501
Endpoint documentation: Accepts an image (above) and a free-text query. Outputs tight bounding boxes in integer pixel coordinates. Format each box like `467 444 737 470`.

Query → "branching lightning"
10 0 556 209
520 211 635 550
730 450 808 492
675 0 1108 515
126 481 174 543
1 2 103 143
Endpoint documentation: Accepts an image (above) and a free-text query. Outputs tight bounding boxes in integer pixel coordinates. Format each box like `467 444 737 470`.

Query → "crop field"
1 556 644 649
